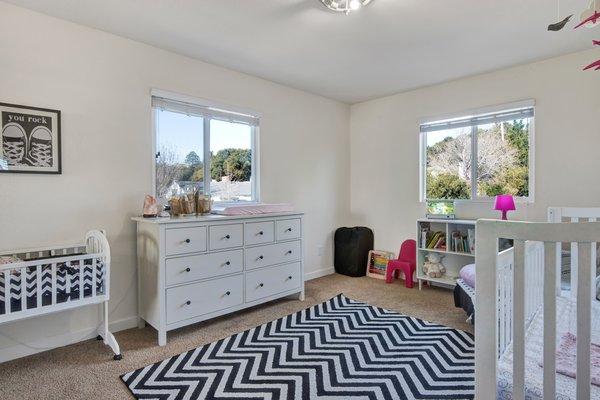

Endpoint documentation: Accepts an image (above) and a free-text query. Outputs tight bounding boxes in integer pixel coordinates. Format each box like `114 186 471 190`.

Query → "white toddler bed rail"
548 207 600 300
0 230 121 360
476 219 600 400
496 240 544 356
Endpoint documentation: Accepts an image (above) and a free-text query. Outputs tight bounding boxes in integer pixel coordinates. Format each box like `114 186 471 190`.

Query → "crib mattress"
497 296 600 399
0 260 104 315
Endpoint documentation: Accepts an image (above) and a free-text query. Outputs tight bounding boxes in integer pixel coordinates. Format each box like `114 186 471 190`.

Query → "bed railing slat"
20 267 27 311
92 258 97 298
36 264 42 308
512 240 526 400
66 261 71 297
571 217 579 299
499 265 506 354
79 261 84 300
4 270 11 315
577 242 592 400
51 263 57 305
475 222 498 399
543 242 556 400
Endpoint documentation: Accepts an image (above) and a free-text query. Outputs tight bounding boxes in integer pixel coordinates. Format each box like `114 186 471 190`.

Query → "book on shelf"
424 230 446 250
450 230 472 254
467 228 475 253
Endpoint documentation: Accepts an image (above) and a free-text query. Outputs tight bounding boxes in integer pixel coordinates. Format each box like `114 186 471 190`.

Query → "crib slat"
66 261 71 297
499 266 505 353
513 240 526 400
4 270 11 315
543 242 556 400
92 258 97 297
51 263 57 305
36 264 42 308
590 218 597 302
576 243 592 399
571 217 579 299
79 261 84 300
20 267 27 311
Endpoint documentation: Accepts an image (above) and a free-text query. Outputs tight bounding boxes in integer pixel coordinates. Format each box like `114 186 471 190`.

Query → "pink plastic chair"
386 239 417 288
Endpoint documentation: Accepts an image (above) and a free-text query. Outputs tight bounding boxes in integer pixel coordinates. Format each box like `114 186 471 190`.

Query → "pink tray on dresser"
211 203 294 216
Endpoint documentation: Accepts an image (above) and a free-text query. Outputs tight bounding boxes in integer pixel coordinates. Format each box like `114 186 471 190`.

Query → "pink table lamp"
494 195 515 220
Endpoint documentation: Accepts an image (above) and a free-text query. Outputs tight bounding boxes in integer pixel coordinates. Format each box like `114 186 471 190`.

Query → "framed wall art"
0 102 61 174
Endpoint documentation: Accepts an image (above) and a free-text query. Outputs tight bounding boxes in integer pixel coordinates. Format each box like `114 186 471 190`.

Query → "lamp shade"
494 195 516 220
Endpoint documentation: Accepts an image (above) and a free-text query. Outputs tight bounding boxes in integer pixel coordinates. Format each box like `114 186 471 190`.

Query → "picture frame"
0 102 61 174
426 200 455 219
366 250 395 280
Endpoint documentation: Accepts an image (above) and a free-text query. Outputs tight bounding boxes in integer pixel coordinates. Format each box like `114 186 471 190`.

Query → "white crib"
476 214 600 400
496 240 545 356
0 230 121 360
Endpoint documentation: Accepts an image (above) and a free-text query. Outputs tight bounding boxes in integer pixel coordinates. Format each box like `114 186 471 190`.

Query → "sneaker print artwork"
0 103 61 174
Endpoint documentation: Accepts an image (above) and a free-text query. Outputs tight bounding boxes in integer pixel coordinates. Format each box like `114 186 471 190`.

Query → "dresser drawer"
165 249 244 287
209 224 244 250
244 221 274 246
166 275 243 325
244 240 301 270
276 219 301 241
165 226 207 256
245 262 301 302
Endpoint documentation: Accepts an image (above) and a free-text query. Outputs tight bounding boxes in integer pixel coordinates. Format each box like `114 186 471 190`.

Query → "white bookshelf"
416 218 476 290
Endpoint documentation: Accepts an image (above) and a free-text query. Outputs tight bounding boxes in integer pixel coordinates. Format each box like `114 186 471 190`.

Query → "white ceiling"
4 0 598 103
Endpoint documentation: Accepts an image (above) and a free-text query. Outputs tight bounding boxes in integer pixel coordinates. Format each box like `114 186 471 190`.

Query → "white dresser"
133 212 304 345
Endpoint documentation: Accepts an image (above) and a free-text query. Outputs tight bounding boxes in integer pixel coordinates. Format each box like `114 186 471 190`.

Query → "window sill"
421 198 534 205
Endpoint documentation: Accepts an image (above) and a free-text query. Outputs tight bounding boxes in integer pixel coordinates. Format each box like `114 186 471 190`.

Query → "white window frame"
419 100 535 203
151 89 261 204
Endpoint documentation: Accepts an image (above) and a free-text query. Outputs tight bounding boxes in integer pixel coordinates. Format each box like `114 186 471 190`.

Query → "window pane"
476 119 530 197
209 119 253 202
155 109 204 201
426 127 472 200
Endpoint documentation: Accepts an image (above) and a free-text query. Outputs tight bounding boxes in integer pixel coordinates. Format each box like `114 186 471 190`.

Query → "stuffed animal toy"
423 252 446 278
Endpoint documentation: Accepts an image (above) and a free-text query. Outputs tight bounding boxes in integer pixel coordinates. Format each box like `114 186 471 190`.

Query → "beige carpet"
0 274 472 400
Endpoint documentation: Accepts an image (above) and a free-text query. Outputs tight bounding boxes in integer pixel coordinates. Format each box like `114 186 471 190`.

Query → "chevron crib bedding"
122 294 475 400
0 259 105 314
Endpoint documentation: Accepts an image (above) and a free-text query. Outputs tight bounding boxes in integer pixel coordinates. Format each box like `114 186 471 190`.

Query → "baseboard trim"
0 315 138 363
305 267 335 281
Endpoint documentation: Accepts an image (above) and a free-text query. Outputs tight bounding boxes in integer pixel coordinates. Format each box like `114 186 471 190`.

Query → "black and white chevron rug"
122 294 474 400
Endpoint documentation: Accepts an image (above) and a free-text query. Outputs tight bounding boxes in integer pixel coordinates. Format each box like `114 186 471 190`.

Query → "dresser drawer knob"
287 276 293 280
185 238 191 244
225 291 231 296
258 255 264 260
259 283 264 288
258 231 264 235
225 261 231 266
185 267 191 272
224 234 231 239
286 228 292 232
286 250 293 255
185 300 191 306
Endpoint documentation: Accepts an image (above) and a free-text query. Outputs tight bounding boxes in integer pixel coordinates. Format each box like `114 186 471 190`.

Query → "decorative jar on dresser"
133 212 305 345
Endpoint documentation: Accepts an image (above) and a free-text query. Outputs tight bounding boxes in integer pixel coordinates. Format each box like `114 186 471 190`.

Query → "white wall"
350 49 600 254
0 2 350 359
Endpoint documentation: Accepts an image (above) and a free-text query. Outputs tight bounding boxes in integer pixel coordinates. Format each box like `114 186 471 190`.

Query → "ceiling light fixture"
319 0 372 15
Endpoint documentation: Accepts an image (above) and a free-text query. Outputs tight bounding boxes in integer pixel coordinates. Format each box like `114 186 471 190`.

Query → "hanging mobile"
548 0 573 31
574 0 600 29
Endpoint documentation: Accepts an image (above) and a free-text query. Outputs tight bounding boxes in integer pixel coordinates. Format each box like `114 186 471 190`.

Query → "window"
153 96 259 203
420 103 534 201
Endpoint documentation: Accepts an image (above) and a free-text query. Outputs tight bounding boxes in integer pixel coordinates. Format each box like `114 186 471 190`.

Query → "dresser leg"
138 317 146 329
298 290 305 301
158 330 167 346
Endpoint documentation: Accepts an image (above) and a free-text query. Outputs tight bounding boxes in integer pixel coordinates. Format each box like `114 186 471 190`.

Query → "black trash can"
334 227 374 277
